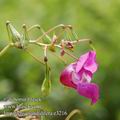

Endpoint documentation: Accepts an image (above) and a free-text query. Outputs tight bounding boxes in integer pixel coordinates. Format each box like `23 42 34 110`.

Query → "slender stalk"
55 29 65 43
30 40 67 66
71 39 90 44
50 51 67 65
0 114 17 119
40 28 51 41
0 43 14 57
25 49 45 65
36 24 65 42
22 24 30 41
6 21 11 41
55 45 78 60
27 24 40 32
44 45 47 58
0 114 7 118
65 109 83 120
29 40 51 47
64 50 78 60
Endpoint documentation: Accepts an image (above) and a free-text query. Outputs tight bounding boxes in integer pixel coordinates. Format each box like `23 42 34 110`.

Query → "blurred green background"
0 0 120 120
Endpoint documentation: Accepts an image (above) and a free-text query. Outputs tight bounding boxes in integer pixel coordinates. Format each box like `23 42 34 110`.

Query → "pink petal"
84 51 98 73
60 64 77 89
76 67 93 83
79 69 93 83
77 82 99 104
76 52 89 73
60 50 99 104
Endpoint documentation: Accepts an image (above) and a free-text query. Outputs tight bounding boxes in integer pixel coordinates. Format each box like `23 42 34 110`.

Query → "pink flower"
60 51 99 104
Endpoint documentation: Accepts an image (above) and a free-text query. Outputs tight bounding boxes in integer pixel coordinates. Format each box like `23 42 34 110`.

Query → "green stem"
64 50 78 60
71 39 90 44
6 21 11 41
0 43 14 57
25 49 45 65
36 24 65 42
40 28 52 42
54 45 78 60
29 40 51 47
65 109 83 120
27 24 40 32
0 114 17 119
50 51 67 65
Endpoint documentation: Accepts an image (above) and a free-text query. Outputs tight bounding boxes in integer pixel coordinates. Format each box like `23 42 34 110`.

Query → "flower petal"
80 70 93 83
76 52 89 73
77 82 99 104
60 64 77 89
84 51 98 73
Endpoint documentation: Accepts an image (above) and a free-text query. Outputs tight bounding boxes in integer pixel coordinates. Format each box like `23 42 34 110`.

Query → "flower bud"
60 49 65 56
52 35 57 44
65 41 73 49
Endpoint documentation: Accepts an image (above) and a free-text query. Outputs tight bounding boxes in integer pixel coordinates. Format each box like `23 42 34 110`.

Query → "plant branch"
54 45 78 60
50 51 67 65
65 109 83 120
71 39 90 44
0 43 14 57
25 49 45 65
36 24 65 42
29 40 51 47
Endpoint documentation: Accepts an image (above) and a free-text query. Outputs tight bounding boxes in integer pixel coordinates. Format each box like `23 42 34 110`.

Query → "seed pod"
6 21 24 48
41 62 51 96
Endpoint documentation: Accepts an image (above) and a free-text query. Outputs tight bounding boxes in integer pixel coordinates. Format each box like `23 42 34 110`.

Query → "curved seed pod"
41 62 51 96
6 21 24 48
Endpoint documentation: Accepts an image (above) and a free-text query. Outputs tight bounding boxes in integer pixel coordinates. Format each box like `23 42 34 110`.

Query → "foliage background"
0 0 120 120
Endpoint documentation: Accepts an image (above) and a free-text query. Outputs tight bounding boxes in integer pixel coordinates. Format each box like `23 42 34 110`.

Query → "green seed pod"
6 21 24 48
41 62 51 96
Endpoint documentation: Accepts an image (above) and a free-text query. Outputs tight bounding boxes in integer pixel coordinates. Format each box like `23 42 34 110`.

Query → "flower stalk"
0 43 14 57
65 109 83 120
